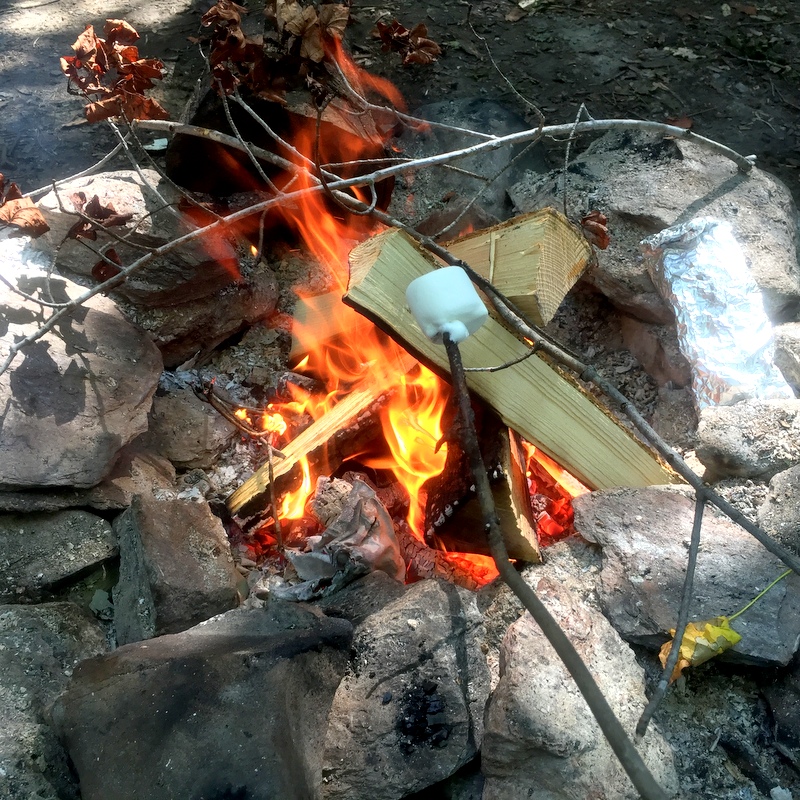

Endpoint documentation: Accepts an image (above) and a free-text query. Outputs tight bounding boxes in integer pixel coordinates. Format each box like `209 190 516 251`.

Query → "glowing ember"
521 440 589 541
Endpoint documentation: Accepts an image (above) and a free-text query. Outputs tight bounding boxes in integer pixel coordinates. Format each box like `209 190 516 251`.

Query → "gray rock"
650 387 698 451
0 602 107 800
321 579 490 800
82 441 177 509
758 465 800 557
509 130 800 324
113 495 240 644
774 321 800 393
316 569 408 626
35 169 181 254
762 664 800 769
52 602 352 800
36 168 240 309
573 487 800 665
0 260 163 489
696 399 800 480
119 259 279 368
481 577 679 800
392 98 549 228
142 386 236 469
0 510 116 602
0 442 175 513
618 314 691 387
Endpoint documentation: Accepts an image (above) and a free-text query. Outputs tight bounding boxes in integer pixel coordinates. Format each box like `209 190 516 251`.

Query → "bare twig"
217 83 281 194
636 492 705 737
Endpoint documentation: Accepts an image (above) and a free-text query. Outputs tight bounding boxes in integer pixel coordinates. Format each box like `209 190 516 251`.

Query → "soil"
0 0 798 200
0 0 800 196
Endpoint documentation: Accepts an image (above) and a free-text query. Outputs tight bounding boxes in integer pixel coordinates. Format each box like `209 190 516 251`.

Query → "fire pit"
2 3 800 799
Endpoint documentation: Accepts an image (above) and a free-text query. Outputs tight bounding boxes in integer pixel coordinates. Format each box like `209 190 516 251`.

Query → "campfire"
9 6 800 800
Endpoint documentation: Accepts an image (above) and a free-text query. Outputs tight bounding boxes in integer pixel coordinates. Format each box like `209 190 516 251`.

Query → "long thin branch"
135 117 756 188
442 332 669 800
636 492 705 737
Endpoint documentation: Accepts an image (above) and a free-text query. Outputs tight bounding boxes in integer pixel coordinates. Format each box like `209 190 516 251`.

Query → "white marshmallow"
405 266 489 344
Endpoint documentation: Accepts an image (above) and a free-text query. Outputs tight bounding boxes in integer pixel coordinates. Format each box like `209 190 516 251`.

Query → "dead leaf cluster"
372 19 442 66
198 0 349 101
60 19 168 122
66 192 133 282
0 173 50 238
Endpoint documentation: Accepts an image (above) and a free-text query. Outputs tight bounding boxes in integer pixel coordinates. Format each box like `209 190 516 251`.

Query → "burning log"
345 228 679 491
495 428 540 561
228 384 393 517
291 209 590 358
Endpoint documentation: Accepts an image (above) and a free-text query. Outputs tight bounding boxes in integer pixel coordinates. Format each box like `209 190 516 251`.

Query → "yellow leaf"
659 616 742 683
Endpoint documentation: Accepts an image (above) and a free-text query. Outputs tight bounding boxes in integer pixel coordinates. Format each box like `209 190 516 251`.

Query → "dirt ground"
0 0 797 201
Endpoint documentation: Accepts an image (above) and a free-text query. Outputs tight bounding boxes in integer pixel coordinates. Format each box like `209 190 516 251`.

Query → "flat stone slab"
0 238 163 488
321 578 490 800
112 495 241 644
0 510 116 602
0 602 106 800
482 577 679 800
52 603 352 800
696 399 800 480
573 487 800 666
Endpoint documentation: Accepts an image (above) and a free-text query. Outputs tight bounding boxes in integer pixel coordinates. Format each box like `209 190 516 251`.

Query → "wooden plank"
494 428 541 562
346 228 681 492
447 208 591 326
290 208 589 358
227 387 380 516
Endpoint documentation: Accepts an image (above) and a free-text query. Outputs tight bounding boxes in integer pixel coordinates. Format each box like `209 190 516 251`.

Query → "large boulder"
112 495 241 644
573 487 800 666
696 399 800 480
321 578 490 800
142 385 237 470
52 602 352 800
758 464 800 557
0 237 163 488
510 130 800 324
482 578 679 800
0 509 116 603
0 602 107 800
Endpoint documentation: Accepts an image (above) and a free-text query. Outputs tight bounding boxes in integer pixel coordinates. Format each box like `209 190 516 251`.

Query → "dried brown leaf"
92 248 123 282
202 0 248 27
402 35 441 65
299 24 325 61
276 0 308 33
71 25 101 64
0 197 50 238
84 96 123 123
67 193 134 239
285 4 318 36
581 210 610 250
103 19 139 47
318 4 349 39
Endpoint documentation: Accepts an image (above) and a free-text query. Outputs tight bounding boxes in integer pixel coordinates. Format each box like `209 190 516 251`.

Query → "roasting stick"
405 269 669 800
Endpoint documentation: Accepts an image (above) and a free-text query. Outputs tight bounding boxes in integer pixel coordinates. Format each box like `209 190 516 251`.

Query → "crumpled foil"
273 478 405 601
641 217 794 410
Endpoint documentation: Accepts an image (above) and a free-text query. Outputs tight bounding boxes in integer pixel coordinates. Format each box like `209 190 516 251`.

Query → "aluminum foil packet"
641 217 794 410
